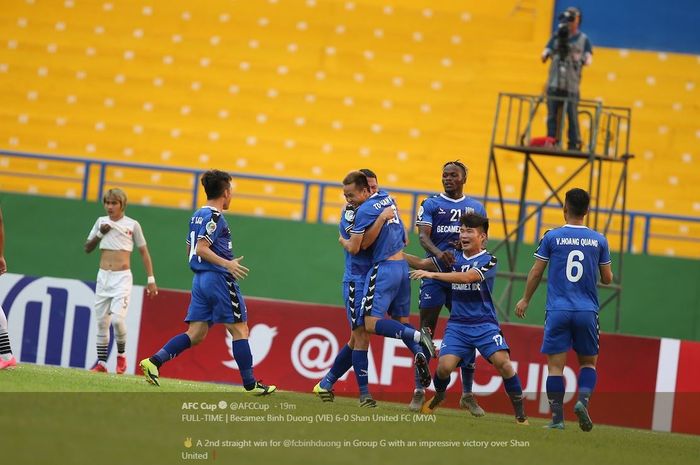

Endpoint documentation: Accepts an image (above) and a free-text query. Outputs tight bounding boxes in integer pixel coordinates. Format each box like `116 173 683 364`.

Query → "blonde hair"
102 188 127 208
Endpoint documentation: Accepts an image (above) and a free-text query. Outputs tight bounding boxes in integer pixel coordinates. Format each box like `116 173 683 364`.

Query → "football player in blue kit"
139 169 275 395
339 171 436 390
516 188 612 431
406 214 528 424
313 169 394 407
410 161 487 415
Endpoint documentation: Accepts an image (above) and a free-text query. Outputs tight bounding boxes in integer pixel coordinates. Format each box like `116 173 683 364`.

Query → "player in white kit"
85 188 158 373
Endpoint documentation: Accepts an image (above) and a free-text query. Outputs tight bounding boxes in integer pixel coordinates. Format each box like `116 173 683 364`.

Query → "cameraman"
541 7 592 151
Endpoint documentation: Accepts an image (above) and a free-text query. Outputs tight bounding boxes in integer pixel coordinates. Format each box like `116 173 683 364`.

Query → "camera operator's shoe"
459 393 486 417
408 389 425 412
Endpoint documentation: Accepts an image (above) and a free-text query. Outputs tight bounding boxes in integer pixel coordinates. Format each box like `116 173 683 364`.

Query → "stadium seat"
0 1 697 254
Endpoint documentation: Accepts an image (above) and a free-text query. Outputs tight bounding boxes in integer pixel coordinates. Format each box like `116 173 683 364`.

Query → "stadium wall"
1 274 698 435
553 0 700 55
1 193 699 341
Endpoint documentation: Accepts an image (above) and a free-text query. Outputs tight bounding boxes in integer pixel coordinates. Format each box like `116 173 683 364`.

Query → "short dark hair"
201 169 232 200
343 171 370 191
359 168 377 181
565 188 590 217
443 160 468 178
461 213 489 234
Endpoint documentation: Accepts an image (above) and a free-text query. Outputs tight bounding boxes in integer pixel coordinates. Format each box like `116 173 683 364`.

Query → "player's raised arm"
361 206 394 250
84 219 111 253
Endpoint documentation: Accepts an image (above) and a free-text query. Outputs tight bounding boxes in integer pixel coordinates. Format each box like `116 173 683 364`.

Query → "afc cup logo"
290 327 339 379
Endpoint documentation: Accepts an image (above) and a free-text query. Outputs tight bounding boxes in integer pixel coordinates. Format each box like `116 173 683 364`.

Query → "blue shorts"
541 310 599 356
363 260 411 319
440 322 509 362
343 277 367 330
186 271 248 324
419 278 452 310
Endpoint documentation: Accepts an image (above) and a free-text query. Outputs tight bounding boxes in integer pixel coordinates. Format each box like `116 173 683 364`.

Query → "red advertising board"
136 288 696 434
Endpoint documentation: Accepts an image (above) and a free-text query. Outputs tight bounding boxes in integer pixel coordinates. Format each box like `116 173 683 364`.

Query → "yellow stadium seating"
0 0 698 255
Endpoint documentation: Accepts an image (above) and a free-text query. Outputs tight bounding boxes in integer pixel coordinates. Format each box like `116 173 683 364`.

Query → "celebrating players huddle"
314 163 611 432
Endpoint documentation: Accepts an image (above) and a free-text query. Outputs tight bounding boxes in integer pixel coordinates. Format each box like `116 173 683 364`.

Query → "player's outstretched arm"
403 253 437 271
409 269 481 284
515 259 547 318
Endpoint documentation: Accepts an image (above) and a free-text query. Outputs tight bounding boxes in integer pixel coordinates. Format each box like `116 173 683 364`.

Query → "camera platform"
484 92 633 330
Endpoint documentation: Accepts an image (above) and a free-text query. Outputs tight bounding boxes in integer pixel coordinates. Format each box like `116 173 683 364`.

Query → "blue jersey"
186 206 233 274
339 204 373 281
535 224 611 312
416 194 486 270
448 250 499 326
351 190 406 263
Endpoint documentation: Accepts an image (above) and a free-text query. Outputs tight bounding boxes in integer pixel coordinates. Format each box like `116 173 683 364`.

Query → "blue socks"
320 344 353 390
232 339 256 388
461 364 475 393
578 367 597 407
546 375 565 424
352 350 370 396
373 320 421 355
151 333 191 367
503 373 526 419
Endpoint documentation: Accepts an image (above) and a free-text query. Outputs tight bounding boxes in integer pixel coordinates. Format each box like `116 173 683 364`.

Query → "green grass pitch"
1 364 698 465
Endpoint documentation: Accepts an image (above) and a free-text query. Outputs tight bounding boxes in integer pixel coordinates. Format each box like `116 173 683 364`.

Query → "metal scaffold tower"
483 93 633 331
